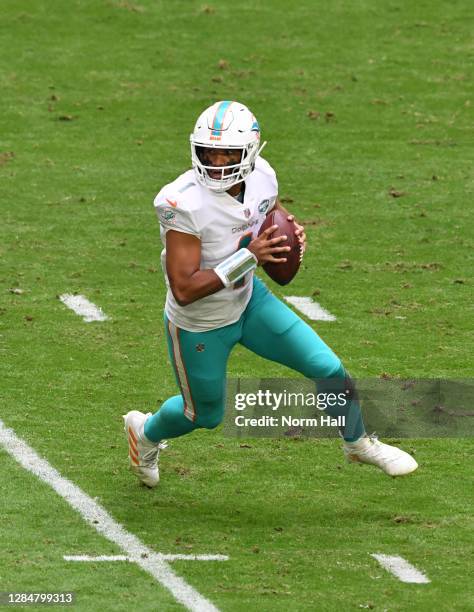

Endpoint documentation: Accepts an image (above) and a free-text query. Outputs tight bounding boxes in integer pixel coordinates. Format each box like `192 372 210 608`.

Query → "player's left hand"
287 215 306 259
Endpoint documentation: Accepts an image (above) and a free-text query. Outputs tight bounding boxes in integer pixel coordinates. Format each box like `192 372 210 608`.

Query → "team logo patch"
258 198 273 214
244 208 251 219
195 343 205 352
160 209 176 222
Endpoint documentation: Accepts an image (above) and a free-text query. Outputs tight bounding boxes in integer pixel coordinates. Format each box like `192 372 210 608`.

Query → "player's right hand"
247 225 291 265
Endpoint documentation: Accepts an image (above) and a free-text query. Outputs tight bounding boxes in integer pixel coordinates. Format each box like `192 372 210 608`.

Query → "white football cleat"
343 434 418 477
123 410 167 488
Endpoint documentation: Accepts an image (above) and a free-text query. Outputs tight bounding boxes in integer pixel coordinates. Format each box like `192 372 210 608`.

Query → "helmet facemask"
191 141 262 193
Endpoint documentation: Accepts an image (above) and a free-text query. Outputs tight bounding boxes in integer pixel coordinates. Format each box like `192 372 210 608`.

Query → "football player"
124 100 418 487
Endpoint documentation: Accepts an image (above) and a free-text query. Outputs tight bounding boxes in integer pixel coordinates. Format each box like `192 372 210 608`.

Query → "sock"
144 395 198 443
317 365 366 443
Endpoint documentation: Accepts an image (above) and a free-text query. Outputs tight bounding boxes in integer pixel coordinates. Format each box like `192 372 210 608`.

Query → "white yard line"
64 554 229 562
64 555 130 562
0 419 220 612
371 554 430 584
284 296 337 321
59 294 108 322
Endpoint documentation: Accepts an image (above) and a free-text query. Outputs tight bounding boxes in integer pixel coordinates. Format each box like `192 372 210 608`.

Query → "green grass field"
1 1 473 610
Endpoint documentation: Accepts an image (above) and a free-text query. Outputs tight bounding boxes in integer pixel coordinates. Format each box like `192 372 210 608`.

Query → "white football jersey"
154 156 278 331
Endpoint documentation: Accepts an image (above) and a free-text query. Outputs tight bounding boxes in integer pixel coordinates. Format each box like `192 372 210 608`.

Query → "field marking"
64 554 229 562
59 293 109 322
284 296 337 321
0 419 220 612
371 554 430 584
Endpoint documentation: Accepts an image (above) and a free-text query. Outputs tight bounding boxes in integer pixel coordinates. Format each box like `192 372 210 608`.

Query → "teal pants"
145 277 365 442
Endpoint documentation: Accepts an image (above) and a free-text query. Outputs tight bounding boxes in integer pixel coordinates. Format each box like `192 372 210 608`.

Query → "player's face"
197 147 242 179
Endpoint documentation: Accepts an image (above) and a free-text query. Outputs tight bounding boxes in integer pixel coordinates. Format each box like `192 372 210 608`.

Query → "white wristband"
214 248 258 287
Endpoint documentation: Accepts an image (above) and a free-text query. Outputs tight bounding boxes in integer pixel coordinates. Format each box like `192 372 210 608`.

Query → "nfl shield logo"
244 208 251 219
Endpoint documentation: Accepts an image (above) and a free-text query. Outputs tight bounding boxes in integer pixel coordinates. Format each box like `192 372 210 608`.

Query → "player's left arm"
273 198 306 254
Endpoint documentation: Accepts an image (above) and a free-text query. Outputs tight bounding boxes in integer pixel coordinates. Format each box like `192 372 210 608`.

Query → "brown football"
258 209 302 285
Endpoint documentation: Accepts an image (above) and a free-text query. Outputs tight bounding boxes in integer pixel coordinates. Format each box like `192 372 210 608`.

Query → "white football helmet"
190 100 266 192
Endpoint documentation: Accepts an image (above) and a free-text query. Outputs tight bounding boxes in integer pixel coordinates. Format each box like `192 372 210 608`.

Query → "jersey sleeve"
255 156 278 196
253 156 278 213
154 193 201 238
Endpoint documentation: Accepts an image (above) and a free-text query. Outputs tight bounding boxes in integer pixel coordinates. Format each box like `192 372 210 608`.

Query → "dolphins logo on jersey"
160 209 176 223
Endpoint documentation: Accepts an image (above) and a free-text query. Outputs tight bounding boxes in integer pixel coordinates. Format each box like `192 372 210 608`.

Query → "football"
258 208 302 285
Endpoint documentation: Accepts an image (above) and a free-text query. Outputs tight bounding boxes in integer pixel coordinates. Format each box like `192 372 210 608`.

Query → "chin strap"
256 140 267 157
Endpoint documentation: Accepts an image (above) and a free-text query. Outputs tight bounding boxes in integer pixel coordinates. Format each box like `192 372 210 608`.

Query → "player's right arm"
166 230 223 307
166 227 290 307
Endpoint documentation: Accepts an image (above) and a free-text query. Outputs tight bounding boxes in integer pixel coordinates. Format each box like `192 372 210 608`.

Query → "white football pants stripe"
168 320 196 421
